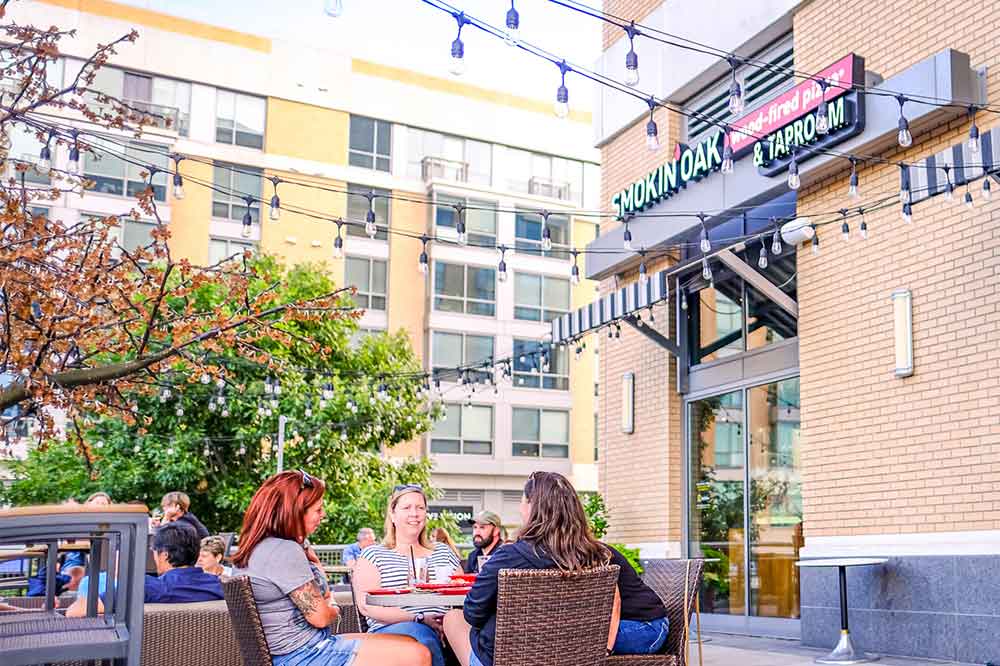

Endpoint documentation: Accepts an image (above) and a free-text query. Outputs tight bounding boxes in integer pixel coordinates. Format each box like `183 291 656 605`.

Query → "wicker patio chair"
142 601 242 666
346 582 369 633
492 565 619 666
605 559 705 666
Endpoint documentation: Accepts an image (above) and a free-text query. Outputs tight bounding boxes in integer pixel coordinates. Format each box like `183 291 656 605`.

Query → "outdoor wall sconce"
892 289 913 377
621 372 634 433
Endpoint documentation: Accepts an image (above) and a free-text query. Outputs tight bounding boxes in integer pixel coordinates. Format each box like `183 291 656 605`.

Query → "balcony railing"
122 98 182 133
422 156 469 183
528 176 572 201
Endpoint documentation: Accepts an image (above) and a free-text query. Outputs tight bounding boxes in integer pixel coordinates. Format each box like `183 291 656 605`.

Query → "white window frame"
211 163 263 223
346 255 387 311
512 407 570 458
209 236 257 265
346 183 390 241
513 272 571 322
512 338 569 390
434 194 498 247
349 114 391 172
215 89 266 149
432 262 496 317
430 403 494 455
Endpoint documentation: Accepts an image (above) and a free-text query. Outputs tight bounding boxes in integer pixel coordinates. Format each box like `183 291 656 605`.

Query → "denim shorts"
612 617 670 655
272 629 359 666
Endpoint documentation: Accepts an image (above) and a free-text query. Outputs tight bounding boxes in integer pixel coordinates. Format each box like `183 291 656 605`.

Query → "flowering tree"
0 10 350 437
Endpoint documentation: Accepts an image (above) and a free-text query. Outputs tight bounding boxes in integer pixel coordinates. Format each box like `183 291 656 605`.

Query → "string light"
38 130 54 172
638 250 648 285
848 158 859 199
964 184 975 209
333 221 344 258
365 191 378 238
726 57 744 115
504 1 519 46
811 228 820 255
541 211 553 251
681 291 688 310
698 213 710 253
645 98 659 152
622 220 633 251
67 130 80 173
757 237 768 269
418 235 430 274
720 130 734 174
982 172 993 202
968 106 981 154
815 79 830 135
941 166 955 202
701 257 712 282
324 0 344 17
241 196 254 239
554 60 571 119
787 150 800 190
896 95 912 147
840 209 850 241
898 164 911 204
770 221 783 255
901 202 913 224
171 154 184 200
570 250 581 285
269 177 281 222
497 246 509 283
623 22 640 87
454 203 468 245
859 209 868 240
449 12 470 76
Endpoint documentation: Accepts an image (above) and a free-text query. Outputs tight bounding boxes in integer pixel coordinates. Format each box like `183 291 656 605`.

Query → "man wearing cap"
464 510 503 574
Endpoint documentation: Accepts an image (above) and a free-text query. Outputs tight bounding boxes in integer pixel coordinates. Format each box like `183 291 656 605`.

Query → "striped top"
360 542 460 630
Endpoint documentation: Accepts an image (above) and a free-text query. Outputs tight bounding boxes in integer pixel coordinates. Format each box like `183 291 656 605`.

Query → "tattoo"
289 581 323 617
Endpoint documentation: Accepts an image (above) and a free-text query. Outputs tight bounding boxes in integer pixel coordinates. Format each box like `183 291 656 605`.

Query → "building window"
346 256 387 311
514 273 570 322
85 66 191 135
349 115 391 172
512 339 568 390
433 262 496 316
215 89 266 149
349 328 384 348
432 331 494 382
431 404 494 455
212 164 263 223
346 184 390 240
512 408 569 458
435 195 497 246
503 148 583 204
515 210 570 259
407 127 492 185
209 237 256 265
8 124 51 185
81 139 169 201
714 422 743 469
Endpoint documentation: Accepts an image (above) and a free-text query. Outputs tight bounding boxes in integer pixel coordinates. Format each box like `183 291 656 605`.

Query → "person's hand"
422 613 445 640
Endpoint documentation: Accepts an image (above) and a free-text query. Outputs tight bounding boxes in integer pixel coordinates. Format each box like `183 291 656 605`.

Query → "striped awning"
551 269 671 344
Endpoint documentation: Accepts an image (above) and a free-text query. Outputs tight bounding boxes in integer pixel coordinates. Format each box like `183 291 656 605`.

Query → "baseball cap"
473 510 502 528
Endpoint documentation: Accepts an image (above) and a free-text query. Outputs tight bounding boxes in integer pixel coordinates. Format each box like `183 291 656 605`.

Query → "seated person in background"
66 522 223 616
197 535 232 577
343 528 376 571
62 492 115 592
432 527 461 560
463 511 503 574
155 491 210 539
26 497 83 597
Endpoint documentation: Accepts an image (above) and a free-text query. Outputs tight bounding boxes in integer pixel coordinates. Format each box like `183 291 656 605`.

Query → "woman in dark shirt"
442 471 617 666
605 546 669 655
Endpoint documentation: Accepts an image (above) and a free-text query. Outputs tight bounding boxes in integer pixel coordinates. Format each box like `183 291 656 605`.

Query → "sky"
112 0 604 109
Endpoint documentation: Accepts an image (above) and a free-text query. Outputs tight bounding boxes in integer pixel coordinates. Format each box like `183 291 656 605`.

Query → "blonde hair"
432 527 461 559
382 487 433 550
200 536 226 559
162 491 190 511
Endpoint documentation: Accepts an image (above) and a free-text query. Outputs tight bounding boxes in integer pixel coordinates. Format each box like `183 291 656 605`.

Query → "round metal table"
366 592 467 608
795 558 888 664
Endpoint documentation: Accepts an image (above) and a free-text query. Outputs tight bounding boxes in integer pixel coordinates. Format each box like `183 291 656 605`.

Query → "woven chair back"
220 576 271 666
640 559 705 666
493 565 619 666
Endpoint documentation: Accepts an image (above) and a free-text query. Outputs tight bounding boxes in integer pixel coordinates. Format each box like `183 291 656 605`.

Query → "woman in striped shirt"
353 484 461 666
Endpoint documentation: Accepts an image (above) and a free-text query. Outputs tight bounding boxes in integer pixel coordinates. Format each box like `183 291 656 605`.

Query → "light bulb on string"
701 257 712 282
681 291 688 311
859 210 868 240
815 80 830 135
698 214 710 253
770 223 783 255
968 106 981 153
365 192 378 238
898 164 911 204
171 154 184 200
638 251 648 286
418 236 430 274
67 131 80 173
645 98 659 151
622 220 633 251
623 22 640 87
38 130 54 173
241 197 254 239
269 177 281 221
848 159 860 199
896 95 912 147
811 228 820 255
720 131 734 174
942 166 955 202
983 175 993 202
324 0 344 17
840 210 850 241
503 1 519 45
757 238 768 269
727 57 744 115
965 186 974 209
554 60 571 119
541 212 553 251
570 251 581 286
787 151 800 190
449 12 469 76
333 222 344 259
497 246 508 283
901 202 913 224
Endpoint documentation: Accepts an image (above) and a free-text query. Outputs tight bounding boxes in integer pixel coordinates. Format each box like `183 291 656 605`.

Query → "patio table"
795 557 888 665
365 591 467 607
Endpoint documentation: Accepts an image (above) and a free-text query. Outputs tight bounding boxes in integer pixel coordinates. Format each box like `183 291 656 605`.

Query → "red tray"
415 582 466 590
437 587 472 595
450 574 477 582
369 588 413 595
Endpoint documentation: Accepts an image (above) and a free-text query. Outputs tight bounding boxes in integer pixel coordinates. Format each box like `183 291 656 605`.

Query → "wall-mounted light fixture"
892 289 913 378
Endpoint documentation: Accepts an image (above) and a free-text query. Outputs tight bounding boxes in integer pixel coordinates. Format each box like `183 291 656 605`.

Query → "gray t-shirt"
232 537 323 656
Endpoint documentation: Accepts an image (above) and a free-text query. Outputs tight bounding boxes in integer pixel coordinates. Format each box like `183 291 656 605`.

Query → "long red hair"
232 471 326 568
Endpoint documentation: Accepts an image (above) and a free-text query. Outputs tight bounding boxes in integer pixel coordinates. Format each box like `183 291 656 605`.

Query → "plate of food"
450 573 477 583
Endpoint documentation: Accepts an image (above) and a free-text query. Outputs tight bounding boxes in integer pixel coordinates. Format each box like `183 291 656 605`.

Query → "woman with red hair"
232 470 429 666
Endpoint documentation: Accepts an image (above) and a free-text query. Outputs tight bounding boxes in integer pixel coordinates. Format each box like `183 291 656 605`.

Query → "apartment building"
7 0 601 522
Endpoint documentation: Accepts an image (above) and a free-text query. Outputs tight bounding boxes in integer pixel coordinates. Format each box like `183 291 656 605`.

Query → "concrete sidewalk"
693 634 978 666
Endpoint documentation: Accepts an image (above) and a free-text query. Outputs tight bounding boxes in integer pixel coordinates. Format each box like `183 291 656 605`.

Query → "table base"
815 631 879 665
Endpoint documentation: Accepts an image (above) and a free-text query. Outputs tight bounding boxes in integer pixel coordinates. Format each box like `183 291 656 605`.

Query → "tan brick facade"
601 0 664 50
597 0 1000 547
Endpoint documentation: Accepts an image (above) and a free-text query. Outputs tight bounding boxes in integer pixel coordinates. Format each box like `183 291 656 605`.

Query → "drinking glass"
409 557 428 586
433 564 454 583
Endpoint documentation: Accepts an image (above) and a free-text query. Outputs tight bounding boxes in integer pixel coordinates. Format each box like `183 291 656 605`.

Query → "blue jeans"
371 621 444 666
612 617 670 655
469 646 485 666
272 629 359 666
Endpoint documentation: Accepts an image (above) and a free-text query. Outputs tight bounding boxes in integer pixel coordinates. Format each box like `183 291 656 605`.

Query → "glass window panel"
512 408 539 441
208 239 228 265
540 411 569 443
433 332 462 369
462 405 492 441
371 260 387 294
432 404 461 438
234 94 265 134
466 301 495 316
349 152 373 169
693 280 745 365
375 120 392 156
464 441 492 455
465 335 493 365
531 153 551 181
434 263 464 297
515 273 541 306
123 72 152 101
90 66 124 97
122 220 155 252
466 202 496 235
349 115 375 152
435 194 462 229
542 444 569 458
435 297 464 313
513 442 539 457
466 140 491 186
430 439 461 454
544 278 570 312
467 267 495 302
505 147 532 192
345 257 371 291
216 89 235 121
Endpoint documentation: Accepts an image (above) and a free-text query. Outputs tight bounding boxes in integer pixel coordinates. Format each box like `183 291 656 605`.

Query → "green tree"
1 257 442 544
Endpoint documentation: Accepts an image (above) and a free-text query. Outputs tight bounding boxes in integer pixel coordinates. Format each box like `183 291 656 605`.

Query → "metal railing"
421 156 469 183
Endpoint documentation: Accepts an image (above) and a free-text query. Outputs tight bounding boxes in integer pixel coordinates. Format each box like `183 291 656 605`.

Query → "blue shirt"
342 542 362 564
78 567 223 604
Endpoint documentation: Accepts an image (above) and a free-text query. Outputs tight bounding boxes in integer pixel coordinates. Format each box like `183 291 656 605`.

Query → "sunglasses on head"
393 483 423 493
299 469 315 489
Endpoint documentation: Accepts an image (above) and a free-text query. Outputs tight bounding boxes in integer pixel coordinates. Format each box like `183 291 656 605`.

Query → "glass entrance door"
688 377 802 632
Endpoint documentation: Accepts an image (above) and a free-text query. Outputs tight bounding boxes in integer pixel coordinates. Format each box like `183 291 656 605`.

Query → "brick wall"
601 0 664 50
793 0 1000 537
